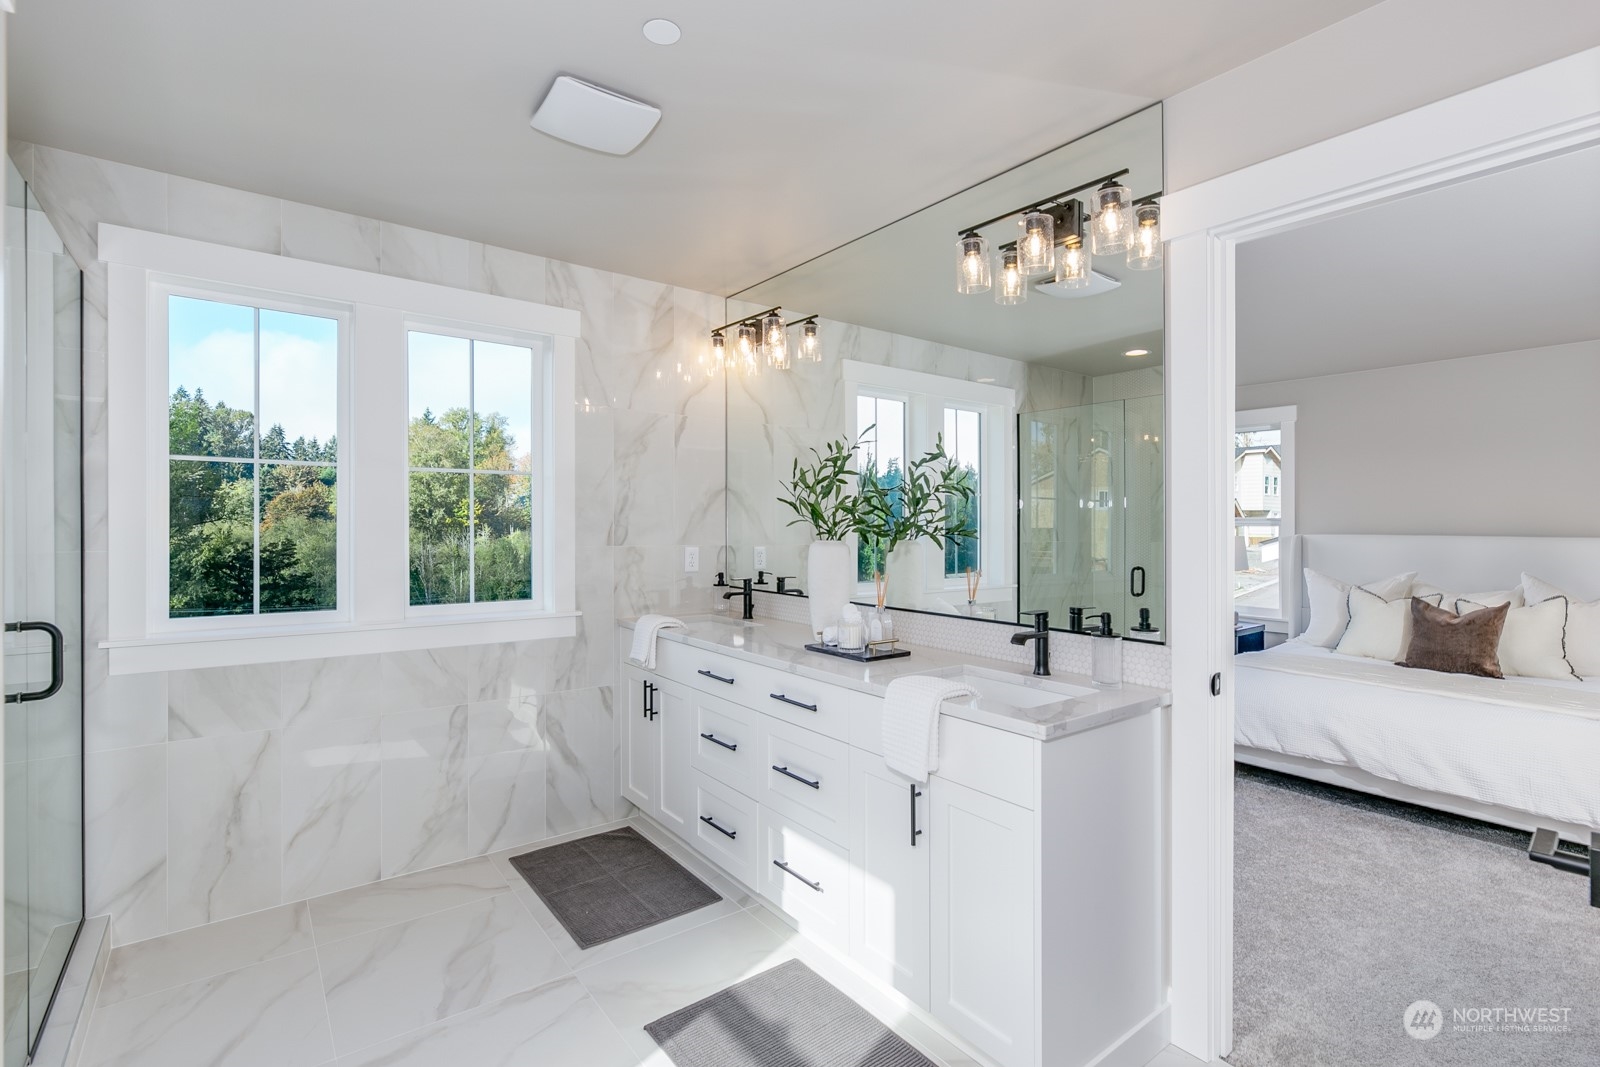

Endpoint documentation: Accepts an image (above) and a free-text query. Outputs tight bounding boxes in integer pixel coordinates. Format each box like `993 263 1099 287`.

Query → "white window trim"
100 224 581 673
1234 404 1296 630
841 360 1017 602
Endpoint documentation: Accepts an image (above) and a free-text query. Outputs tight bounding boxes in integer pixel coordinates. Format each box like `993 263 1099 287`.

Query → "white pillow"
1336 588 1441 662
1461 593 1577 680
1300 569 1416 648
1412 583 1523 614
1520 573 1599 679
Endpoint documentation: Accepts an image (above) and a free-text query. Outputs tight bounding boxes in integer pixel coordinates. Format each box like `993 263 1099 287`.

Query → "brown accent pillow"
1397 597 1508 678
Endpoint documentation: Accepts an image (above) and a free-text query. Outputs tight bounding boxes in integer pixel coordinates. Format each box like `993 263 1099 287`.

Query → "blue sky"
168 297 534 468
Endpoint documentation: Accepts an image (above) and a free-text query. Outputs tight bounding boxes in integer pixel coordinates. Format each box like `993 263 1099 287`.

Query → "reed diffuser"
965 568 982 609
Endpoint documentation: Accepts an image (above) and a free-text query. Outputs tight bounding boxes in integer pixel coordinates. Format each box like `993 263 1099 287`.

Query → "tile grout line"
302 902 340 1063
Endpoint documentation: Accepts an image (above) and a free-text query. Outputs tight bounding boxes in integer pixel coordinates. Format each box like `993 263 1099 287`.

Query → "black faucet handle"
1020 609 1050 630
776 576 799 594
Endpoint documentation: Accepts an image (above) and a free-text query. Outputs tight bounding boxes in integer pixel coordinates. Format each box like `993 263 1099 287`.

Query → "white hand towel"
881 676 974 783
629 614 685 670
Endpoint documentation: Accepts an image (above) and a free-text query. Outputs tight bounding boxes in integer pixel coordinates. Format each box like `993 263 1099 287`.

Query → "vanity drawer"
689 770 759 887
691 694 757 797
758 808 850 952
758 716 851 845
737 660 865 742
850 698 1038 810
661 643 759 704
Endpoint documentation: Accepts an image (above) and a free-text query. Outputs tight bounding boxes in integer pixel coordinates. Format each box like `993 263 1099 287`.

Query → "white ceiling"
1236 145 1600 386
10 0 1379 295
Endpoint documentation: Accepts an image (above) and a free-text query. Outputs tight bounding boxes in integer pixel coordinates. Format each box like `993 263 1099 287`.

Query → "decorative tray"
804 642 910 662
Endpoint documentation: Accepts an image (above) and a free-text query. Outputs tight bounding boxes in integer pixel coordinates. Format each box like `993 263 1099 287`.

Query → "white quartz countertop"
620 615 1169 742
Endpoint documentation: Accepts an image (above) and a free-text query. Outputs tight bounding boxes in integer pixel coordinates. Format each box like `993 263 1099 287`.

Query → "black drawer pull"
772 765 821 790
699 732 738 752
769 693 818 712
698 669 736 685
700 815 737 839
773 859 823 892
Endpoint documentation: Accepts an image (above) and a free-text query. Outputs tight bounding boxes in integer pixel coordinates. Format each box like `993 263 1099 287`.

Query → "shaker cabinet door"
620 668 658 813
849 752 931 1009
929 776 1036 1067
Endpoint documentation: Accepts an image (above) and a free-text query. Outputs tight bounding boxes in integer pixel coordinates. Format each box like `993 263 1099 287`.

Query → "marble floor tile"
80 949 333 1067
574 909 796 1058
317 892 568 1054
99 902 313 1006
336 977 634 1067
488 819 755 970
307 856 507 944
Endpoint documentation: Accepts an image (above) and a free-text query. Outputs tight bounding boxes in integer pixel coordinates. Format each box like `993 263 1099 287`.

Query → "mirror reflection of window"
943 407 981 578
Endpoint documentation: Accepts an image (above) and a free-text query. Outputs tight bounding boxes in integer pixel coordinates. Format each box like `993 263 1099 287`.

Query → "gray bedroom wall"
1237 339 1600 537
1163 0 1600 191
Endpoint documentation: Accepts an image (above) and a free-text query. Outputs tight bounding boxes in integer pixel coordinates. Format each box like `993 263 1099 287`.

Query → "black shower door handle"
5 621 64 704
1130 566 1146 598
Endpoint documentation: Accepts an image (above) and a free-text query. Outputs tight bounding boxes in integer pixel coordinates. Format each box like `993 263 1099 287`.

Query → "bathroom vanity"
618 615 1171 1067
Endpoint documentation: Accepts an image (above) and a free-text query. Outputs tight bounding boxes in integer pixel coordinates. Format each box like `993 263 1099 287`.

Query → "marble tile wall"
11 142 727 944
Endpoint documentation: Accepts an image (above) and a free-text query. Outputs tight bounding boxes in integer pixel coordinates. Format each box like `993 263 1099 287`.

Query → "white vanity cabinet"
619 628 1166 1067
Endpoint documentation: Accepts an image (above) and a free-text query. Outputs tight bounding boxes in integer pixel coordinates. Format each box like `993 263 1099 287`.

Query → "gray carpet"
645 958 936 1067
509 827 720 949
1231 766 1600 1067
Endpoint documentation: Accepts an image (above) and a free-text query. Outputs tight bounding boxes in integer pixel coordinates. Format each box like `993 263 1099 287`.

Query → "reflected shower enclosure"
1019 395 1164 636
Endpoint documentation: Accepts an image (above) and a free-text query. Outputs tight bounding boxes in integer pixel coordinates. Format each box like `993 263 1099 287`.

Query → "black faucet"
723 577 755 620
776 576 802 595
1010 610 1051 676
1067 605 1098 633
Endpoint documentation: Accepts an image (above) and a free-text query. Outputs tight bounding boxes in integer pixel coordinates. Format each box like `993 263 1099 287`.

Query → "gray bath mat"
644 958 936 1067
509 826 720 949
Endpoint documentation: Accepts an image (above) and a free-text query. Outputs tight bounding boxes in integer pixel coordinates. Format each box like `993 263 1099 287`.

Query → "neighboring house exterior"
1234 445 1282 519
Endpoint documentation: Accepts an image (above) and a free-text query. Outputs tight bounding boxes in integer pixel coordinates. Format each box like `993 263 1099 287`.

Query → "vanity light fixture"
1091 180 1132 255
1126 202 1162 269
956 231 991 294
736 321 758 364
703 329 727 377
763 309 789 370
798 318 822 362
1018 210 1054 275
995 246 1027 305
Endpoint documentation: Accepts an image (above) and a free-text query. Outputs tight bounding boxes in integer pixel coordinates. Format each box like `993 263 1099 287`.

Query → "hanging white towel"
881 676 974 783
629 614 685 670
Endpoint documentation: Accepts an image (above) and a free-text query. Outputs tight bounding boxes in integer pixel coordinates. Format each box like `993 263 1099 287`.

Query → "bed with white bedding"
1235 642 1600 836
1234 534 1600 840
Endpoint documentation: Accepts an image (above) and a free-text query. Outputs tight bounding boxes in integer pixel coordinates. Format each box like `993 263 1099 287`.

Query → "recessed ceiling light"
977 377 996 383
643 18 681 45
1124 348 1150 357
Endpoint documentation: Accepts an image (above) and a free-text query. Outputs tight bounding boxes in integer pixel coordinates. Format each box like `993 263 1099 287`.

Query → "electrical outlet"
753 546 768 570
684 546 699 573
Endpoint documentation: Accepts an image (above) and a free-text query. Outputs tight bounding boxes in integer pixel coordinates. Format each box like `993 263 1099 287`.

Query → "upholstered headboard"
1292 534 1600 638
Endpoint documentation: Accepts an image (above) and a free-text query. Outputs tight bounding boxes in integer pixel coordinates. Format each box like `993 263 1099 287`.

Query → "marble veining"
167 730 282 931
379 706 470 879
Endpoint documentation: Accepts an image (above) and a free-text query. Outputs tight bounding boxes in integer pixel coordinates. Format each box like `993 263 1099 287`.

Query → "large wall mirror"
723 104 1165 642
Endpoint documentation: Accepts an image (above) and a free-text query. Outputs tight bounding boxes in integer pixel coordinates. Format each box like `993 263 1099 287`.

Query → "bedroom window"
101 225 580 673
1235 406 1296 625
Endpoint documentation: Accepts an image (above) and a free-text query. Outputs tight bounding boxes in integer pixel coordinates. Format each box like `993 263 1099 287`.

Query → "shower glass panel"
3 160 85 1065
1020 398 1164 637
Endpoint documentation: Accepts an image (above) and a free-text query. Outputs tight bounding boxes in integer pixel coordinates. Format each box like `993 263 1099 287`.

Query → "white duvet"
1235 642 1600 830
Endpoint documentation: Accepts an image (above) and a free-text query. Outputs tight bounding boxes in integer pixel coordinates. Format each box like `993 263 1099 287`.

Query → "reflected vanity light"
763 309 789 369
956 231 991 294
798 318 822 362
1091 180 1131 254
708 307 820 374
1126 202 1162 270
1124 348 1149 357
995 246 1027 305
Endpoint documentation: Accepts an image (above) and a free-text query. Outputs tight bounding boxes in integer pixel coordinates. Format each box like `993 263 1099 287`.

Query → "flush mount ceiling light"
1124 348 1150 357
953 170 1159 304
529 75 661 155
642 18 681 44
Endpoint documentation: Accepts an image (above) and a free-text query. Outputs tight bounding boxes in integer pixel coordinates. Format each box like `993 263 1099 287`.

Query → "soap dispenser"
1090 614 1123 689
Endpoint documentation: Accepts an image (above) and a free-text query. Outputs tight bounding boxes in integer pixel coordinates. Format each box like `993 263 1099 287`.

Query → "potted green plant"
856 435 977 608
778 435 865 636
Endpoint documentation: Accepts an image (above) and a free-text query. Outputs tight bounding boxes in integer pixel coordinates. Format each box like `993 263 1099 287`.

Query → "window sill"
103 611 581 675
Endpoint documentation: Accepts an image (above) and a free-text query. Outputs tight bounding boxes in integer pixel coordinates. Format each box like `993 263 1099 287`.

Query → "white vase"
807 540 853 638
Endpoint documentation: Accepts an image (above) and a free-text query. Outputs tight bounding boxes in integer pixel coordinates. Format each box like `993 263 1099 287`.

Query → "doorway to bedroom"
1219 126 1600 1067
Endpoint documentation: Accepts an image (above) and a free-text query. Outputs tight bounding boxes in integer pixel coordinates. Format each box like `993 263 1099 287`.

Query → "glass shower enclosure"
4 160 85 1065
1019 396 1165 638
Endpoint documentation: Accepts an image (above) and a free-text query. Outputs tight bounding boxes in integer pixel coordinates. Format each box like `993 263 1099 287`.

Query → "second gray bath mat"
509 826 720 949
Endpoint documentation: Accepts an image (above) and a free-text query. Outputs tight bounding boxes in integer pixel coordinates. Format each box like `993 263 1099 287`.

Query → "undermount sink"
929 666 1096 709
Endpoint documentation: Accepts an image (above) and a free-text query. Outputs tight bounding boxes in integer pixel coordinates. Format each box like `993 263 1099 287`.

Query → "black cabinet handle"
4 621 64 704
641 679 650 720
1130 565 1146 598
769 693 818 712
700 732 738 752
647 682 658 720
698 669 736 685
773 859 823 892
699 815 737 839
910 783 924 847
772 765 820 790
